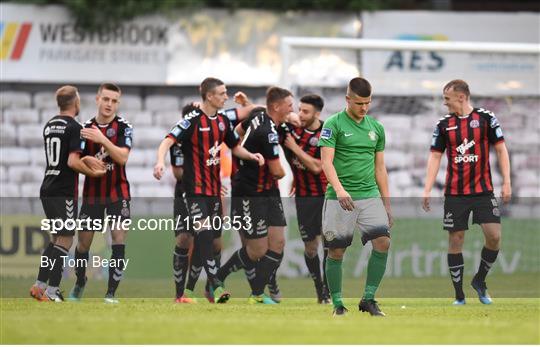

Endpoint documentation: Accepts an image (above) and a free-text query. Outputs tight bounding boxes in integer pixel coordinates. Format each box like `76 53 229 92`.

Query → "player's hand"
251 153 265 166
234 91 250 106
153 162 165 180
336 189 354 211
422 190 431 212
386 209 394 229
283 134 297 150
221 185 229 197
289 183 296 197
81 125 107 144
81 156 106 175
287 112 301 127
501 182 512 203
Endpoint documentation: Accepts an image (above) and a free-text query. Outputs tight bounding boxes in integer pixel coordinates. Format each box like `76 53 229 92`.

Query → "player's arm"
283 134 322 174
494 141 512 203
154 137 176 180
68 152 106 177
80 125 129 165
321 146 354 211
374 151 393 228
267 158 285 179
422 150 443 211
231 145 265 166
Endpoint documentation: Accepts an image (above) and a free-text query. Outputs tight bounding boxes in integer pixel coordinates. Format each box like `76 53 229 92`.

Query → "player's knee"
247 243 267 260
304 240 318 258
176 233 192 248
486 232 501 249
372 236 390 252
448 231 465 250
328 248 345 260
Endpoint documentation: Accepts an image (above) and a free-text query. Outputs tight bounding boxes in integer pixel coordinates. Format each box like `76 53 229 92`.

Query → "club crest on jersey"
320 128 332 140
106 128 116 138
124 128 133 137
470 119 480 128
309 137 318 146
218 122 225 131
368 130 377 141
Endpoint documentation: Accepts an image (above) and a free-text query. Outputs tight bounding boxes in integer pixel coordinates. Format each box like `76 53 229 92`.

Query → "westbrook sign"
1 3 169 84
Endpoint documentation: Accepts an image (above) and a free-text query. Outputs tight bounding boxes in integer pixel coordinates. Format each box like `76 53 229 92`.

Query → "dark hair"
56 85 78 111
348 77 372 97
266 86 292 108
443 79 470 97
200 77 224 101
300 94 324 112
98 82 121 95
182 102 199 116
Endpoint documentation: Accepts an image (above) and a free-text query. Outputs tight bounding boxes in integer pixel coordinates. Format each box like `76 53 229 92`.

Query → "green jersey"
318 110 385 199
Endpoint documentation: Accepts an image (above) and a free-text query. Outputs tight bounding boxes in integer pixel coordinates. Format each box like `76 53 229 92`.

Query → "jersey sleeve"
486 112 505 144
258 125 280 160
318 116 338 148
167 117 194 143
430 121 446 153
117 122 133 149
223 116 240 149
169 144 184 167
375 122 385 152
69 122 83 154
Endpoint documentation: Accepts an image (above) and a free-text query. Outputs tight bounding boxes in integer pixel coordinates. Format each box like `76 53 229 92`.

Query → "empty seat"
127 110 153 126
135 127 168 148
30 148 46 166
389 170 413 188
126 166 157 184
20 182 42 197
79 93 97 109
0 91 31 109
136 184 173 198
384 150 413 170
4 108 40 124
18 124 44 147
144 95 180 112
377 115 412 130
0 147 31 165
8 165 43 183
33 92 57 109
127 149 149 166
119 94 143 111
0 166 6 181
40 109 60 124
155 111 181 127
0 184 20 197
0 124 17 146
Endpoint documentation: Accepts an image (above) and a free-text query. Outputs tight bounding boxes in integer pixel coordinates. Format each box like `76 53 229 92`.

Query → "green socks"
363 250 388 301
326 257 343 308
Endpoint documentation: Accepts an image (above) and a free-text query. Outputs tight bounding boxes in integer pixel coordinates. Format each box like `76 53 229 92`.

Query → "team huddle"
30 77 511 317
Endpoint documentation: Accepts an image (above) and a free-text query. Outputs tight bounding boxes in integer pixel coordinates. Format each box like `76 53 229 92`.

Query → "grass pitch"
1 276 539 344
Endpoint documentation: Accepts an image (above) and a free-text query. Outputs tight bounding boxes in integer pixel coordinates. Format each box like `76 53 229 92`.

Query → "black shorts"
173 194 189 236
40 197 78 236
79 199 131 232
231 190 287 240
183 195 222 237
295 196 326 243
443 193 501 232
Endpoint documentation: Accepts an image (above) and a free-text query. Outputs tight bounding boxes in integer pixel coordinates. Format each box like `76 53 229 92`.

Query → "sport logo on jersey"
206 141 220 166
320 128 332 140
455 138 478 163
268 133 278 144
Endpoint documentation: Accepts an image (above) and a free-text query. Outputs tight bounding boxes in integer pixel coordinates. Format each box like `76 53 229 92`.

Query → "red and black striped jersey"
232 109 281 194
40 115 83 198
283 122 328 197
167 108 239 197
430 108 505 196
82 115 132 204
